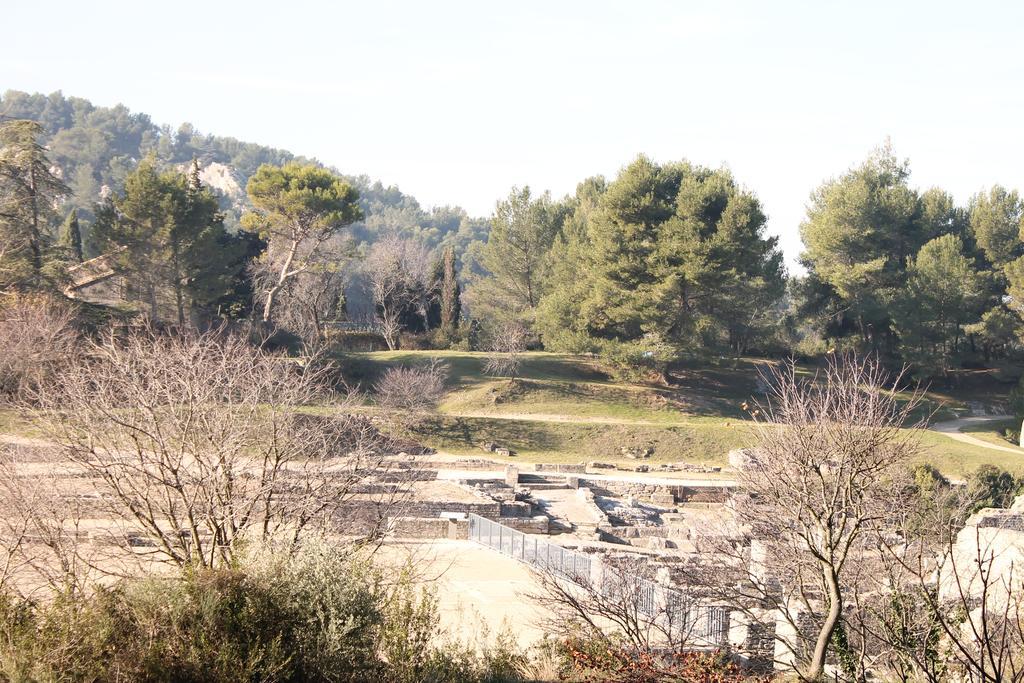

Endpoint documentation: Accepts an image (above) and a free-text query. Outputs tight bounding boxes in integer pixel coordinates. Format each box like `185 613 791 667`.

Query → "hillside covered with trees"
3 90 1024 391
0 90 489 254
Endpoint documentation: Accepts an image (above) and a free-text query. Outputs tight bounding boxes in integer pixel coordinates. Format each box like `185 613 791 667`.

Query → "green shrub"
0 546 374 681
967 465 1023 511
378 575 441 683
538 328 600 355
598 334 678 383
0 543 535 683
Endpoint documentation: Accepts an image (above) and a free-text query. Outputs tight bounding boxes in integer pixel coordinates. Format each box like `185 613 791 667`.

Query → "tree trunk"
262 239 300 323
28 165 41 280
805 566 843 681
172 243 186 327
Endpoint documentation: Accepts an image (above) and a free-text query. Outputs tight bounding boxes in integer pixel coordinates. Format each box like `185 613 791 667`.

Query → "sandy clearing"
377 539 553 645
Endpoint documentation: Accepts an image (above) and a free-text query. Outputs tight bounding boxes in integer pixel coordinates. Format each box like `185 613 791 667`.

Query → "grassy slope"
344 351 1022 477
915 431 1023 478
961 418 1019 448
1 352 1014 478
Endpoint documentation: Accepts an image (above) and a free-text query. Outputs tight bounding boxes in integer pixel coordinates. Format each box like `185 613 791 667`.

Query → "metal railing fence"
467 513 729 646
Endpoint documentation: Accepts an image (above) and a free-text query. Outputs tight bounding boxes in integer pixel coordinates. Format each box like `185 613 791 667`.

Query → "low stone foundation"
389 514 542 538
391 516 449 538
534 463 587 474
389 516 471 540
587 480 733 504
500 500 535 517
500 515 550 534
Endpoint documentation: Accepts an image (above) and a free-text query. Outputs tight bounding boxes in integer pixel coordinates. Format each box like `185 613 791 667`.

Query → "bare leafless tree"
363 235 434 350
24 329 410 573
483 322 528 380
696 355 926 681
0 294 79 403
252 252 349 350
527 554 711 655
373 357 449 417
0 444 103 597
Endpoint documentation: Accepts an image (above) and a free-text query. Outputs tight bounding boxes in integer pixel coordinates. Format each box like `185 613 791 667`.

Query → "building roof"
65 247 125 293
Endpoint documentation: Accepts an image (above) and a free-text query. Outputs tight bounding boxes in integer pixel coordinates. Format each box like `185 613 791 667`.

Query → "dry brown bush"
373 357 449 414
0 294 78 404
21 329 412 574
483 322 528 379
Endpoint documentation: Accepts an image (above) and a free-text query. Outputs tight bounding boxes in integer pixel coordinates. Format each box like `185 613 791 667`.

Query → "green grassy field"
961 418 1019 448
346 350 1021 477
408 414 755 466
914 430 1023 478
1 352 1018 479
0 409 37 437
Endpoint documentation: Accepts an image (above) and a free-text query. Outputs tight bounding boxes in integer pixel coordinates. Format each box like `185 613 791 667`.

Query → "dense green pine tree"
797 146 1013 375
970 186 1023 267
538 156 785 353
799 144 926 351
91 158 241 324
969 187 1024 342
534 177 605 350
896 234 989 376
0 119 69 290
463 186 566 331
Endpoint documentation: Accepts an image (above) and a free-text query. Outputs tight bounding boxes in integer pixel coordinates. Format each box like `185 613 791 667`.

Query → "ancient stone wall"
390 517 450 538
388 516 472 539
500 515 549 534
584 479 721 504
534 463 587 474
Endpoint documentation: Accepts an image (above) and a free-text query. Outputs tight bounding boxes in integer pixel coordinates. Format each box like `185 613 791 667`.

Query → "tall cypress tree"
59 208 83 262
440 245 461 332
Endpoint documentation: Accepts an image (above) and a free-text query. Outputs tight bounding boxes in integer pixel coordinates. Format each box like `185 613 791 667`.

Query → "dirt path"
931 415 1022 454
0 434 52 448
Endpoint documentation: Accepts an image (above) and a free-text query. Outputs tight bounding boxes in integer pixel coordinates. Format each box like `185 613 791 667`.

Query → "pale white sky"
4 0 1022 267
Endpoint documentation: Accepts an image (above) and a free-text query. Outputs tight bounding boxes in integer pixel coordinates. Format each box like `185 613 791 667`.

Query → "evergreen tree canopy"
896 234 989 376
971 186 1023 267
59 207 83 262
91 158 242 324
463 187 566 330
242 162 361 323
0 119 69 290
538 156 785 353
